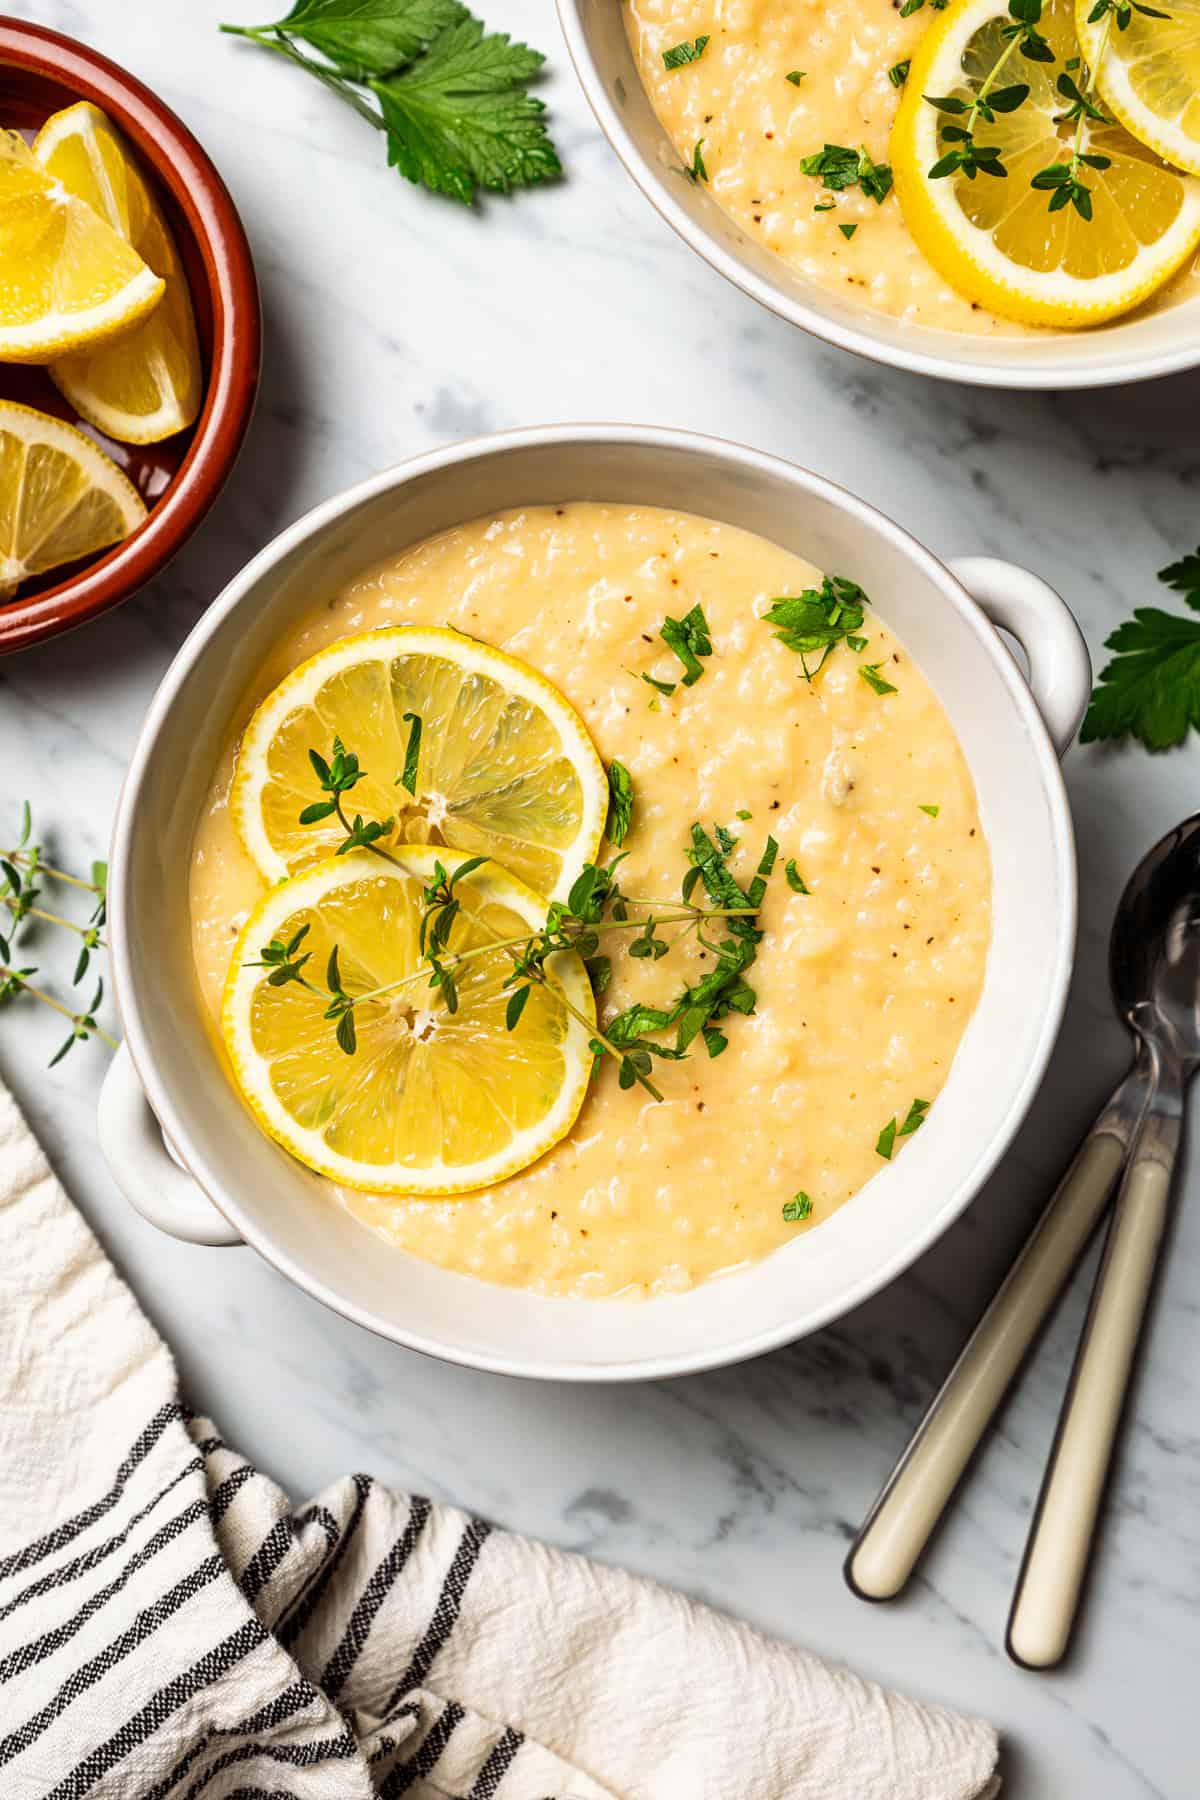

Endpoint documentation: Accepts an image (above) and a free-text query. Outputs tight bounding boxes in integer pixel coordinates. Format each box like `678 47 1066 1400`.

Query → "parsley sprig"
761 575 869 680
1082 547 1200 750
221 1 561 204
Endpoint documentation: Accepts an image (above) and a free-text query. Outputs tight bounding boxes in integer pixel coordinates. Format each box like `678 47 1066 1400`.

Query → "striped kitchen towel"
0 1079 1001 1799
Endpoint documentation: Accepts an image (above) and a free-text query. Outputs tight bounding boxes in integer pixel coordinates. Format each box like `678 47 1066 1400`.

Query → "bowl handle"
98 1043 243 1246
949 556 1091 758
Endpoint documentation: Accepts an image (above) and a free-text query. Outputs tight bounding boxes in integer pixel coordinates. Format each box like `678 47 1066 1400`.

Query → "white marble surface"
2 1 1198 1793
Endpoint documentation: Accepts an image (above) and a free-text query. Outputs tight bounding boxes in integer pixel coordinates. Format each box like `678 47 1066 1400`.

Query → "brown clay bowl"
0 20 261 655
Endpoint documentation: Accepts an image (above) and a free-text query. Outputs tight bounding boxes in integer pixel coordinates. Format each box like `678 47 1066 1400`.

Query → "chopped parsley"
663 34 709 69
1081 546 1200 751
838 222 858 239
919 803 940 817
846 633 869 652
800 143 892 203
761 574 869 680
684 137 708 182
786 69 806 85
859 661 898 696
606 760 634 845
784 859 810 894
888 59 911 87
735 808 752 820
877 1098 931 1159
398 709 422 796
783 1192 813 1221
813 200 836 212
641 671 677 697
660 603 713 686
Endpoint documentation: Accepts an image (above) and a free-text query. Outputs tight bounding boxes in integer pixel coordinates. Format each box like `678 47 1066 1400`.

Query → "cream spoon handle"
844 1064 1149 1604
1006 1084 1179 1669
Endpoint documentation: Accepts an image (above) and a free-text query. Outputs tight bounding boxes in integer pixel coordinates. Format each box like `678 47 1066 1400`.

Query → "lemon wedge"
0 400 146 599
222 847 595 1194
33 103 203 443
1078 0 1200 176
0 129 163 364
891 0 1200 325
231 625 608 904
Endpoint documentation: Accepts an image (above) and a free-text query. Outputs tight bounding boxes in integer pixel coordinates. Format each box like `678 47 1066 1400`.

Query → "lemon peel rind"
230 624 609 902
221 847 597 1196
0 400 146 587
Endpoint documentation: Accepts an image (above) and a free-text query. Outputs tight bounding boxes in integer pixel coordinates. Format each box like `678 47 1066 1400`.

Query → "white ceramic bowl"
98 426 1090 1380
557 0 1200 389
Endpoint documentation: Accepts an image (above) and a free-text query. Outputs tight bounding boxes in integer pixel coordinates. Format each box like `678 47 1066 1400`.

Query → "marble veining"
0 2 1196 1794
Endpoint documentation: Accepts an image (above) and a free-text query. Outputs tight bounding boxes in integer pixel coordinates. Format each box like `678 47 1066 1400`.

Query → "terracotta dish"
0 20 260 654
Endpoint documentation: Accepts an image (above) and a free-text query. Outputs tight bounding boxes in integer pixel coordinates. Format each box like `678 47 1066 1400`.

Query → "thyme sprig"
0 805 115 1062
252 744 776 1101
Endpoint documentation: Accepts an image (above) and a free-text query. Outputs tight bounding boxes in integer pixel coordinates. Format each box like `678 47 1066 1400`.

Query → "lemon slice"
1078 0 1200 176
231 625 608 904
0 400 146 599
892 0 1200 325
33 103 203 443
0 130 164 364
222 846 595 1194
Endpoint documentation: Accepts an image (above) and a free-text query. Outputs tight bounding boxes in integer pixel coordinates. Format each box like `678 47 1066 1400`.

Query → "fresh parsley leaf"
370 18 560 203
813 200 836 212
641 671 677 697
784 859 810 894
253 0 466 78
762 574 869 680
660 603 713 686
800 143 892 203
1082 547 1200 750
685 137 708 181
735 808 752 820
838 222 858 239
786 69 806 84
663 34 709 68
860 661 898 696
919 803 940 817
782 1191 813 1221
888 59 911 87
877 1097 930 1159
606 760 635 846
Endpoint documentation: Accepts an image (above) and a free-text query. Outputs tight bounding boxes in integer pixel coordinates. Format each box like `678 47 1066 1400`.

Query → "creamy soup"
190 505 991 1299
625 0 1199 333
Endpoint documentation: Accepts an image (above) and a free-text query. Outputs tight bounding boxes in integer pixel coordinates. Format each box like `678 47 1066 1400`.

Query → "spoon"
846 816 1200 1667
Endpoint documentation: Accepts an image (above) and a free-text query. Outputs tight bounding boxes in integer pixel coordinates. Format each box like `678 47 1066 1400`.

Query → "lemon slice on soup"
1077 0 1200 177
222 847 595 1194
0 400 146 599
231 626 608 903
34 103 203 443
891 0 1200 325
0 130 163 363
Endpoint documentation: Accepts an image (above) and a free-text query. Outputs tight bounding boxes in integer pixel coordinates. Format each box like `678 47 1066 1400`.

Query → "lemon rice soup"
625 0 1200 332
190 505 991 1299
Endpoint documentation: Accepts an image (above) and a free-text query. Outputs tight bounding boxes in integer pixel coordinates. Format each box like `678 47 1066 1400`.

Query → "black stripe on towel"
0 1555 226 1767
0 1457 202 1625
208 1463 257 1523
237 1517 295 1607
469 1726 525 1799
379 1700 466 1799
141 1680 328 1800
0 1498 209 1683
0 1403 181 1580
43 1617 270 1800
276 1475 372 1649
175 1729 360 1800
321 1495 432 1701
381 1517 492 1716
